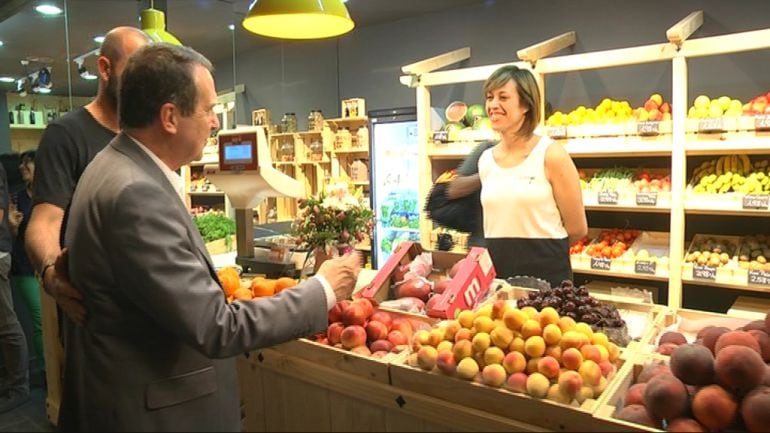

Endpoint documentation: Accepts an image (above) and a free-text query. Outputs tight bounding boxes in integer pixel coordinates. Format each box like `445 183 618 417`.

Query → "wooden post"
666 11 703 46
517 31 576 63
40 291 62 426
668 54 688 310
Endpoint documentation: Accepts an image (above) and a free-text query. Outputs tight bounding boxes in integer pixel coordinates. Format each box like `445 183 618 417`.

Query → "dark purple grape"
561 280 574 288
541 288 553 297
532 299 543 310
563 301 576 312
577 305 590 315
589 298 600 307
577 287 589 297
582 313 599 324
516 299 527 309
565 311 578 320
528 292 539 300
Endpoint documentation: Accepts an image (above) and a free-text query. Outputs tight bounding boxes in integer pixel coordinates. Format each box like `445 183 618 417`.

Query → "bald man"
27 27 151 326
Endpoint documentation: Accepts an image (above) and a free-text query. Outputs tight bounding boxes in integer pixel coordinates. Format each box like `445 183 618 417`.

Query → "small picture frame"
341 98 365 118
252 108 271 127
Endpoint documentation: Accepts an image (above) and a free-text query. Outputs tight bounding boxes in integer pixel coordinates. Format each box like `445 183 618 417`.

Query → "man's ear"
159 103 178 134
96 56 110 82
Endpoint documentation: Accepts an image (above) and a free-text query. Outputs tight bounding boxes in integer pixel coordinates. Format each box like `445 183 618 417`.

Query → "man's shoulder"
48 107 91 130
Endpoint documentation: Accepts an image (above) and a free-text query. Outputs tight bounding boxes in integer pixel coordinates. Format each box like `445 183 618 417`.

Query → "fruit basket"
681 234 741 285
733 234 770 286
388 302 629 431
571 228 641 274
627 231 670 278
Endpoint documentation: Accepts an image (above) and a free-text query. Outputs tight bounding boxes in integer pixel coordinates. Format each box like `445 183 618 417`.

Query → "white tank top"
479 136 568 239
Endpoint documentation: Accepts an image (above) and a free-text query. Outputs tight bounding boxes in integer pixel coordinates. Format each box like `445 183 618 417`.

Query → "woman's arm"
545 142 587 244
446 174 481 199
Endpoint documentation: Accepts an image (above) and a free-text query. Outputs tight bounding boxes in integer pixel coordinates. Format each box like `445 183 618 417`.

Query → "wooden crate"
638 308 752 354
728 295 770 321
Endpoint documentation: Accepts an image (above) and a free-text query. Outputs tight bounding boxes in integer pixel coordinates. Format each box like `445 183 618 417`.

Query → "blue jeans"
0 254 29 393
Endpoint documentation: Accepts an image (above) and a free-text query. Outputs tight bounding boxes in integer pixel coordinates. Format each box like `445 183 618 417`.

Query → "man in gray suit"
60 43 361 431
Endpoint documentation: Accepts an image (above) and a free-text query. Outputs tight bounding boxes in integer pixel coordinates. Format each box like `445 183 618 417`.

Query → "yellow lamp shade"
243 0 354 40
141 8 182 45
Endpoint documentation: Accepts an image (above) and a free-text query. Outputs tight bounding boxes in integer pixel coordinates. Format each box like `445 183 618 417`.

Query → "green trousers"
10 275 44 372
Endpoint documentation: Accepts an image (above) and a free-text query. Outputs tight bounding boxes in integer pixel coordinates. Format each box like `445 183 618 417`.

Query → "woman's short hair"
483 65 541 136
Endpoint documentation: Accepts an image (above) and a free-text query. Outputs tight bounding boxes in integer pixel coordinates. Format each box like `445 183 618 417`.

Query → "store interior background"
1 0 770 389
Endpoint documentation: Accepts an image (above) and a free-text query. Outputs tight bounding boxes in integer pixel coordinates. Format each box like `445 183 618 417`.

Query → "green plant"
193 210 236 243
291 179 374 253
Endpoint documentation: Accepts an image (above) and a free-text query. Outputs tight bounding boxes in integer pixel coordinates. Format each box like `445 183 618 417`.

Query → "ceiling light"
243 0 354 40
0 77 16 83
141 8 182 45
0 41 4 47
35 4 63 16
34 87 52 94
93 35 105 44
228 24 234 31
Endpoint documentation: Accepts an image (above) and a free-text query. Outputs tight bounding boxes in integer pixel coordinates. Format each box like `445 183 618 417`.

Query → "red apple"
328 300 349 324
340 325 367 350
397 277 432 302
369 339 394 353
342 304 367 327
351 298 374 318
370 311 393 329
327 322 345 345
387 330 409 346
365 320 389 342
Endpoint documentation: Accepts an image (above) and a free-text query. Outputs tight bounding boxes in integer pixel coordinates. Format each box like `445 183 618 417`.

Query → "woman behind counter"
449 65 587 287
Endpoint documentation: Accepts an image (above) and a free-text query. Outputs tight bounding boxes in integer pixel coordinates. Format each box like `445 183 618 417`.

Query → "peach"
417 346 438 371
562 348 583 371
473 316 495 334
598 360 615 379
659 331 688 346
475 303 493 318
576 386 594 404
484 346 505 366
521 306 538 319
505 372 528 394
503 308 528 332
616 405 659 429
472 332 491 353
342 304 367 327
508 336 525 353
428 328 446 347
350 345 371 356
327 322 345 345
365 320 389 343
453 339 473 361
691 384 737 431
607 342 621 362
481 364 507 387
387 330 409 347
454 328 474 342
436 350 457 375
542 324 563 346
491 299 510 320
456 357 480 381
580 345 602 364
657 343 679 355
537 356 561 379
521 319 542 339
670 344 715 386
370 339 394 353
714 330 761 355
558 316 577 333
436 340 454 354
443 320 462 342
473 352 487 370
328 300 349 324
526 372 550 398
643 373 689 421
538 307 560 327
666 418 706 432
574 322 594 339
457 310 476 329
699 326 730 355
715 344 766 392
411 329 431 351
340 325 367 350
502 351 526 374
741 386 770 433
558 370 584 400
637 359 671 383
595 345 609 363
526 357 541 375
369 311 392 328
390 317 414 338
579 360 602 387
351 298 374 318
524 336 546 358
546 384 571 404
747 329 770 362
560 331 586 350
624 383 646 407
490 326 514 349
591 332 610 348
544 345 562 362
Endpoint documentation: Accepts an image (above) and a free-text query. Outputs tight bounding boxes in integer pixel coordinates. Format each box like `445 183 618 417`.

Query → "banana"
716 156 725 176
739 154 751 175
730 155 739 175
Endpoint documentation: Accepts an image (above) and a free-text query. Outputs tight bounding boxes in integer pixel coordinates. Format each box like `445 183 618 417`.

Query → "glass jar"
281 112 297 133
279 139 295 161
308 139 323 161
313 109 324 131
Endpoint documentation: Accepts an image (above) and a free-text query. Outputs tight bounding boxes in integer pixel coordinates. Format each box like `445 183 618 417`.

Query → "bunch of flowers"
291 179 375 254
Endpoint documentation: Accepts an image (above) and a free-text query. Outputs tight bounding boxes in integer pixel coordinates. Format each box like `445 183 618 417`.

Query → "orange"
274 277 297 294
233 288 254 301
217 271 241 297
251 277 276 298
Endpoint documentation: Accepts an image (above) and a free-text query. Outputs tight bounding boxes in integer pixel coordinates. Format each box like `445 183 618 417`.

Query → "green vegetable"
193 211 236 243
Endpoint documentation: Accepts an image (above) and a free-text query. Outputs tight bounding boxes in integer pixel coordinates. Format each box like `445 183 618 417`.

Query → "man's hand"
42 248 87 326
316 251 362 302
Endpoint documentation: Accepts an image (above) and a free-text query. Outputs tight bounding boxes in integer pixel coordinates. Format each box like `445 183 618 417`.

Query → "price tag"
698 117 723 132
637 121 660 136
432 131 449 143
748 269 770 286
547 126 568 138
755 115 770 131
742 194 770 210
590 257 612 271
635 260 657 275
598 191 619 205
636 192 658 206
693 264 717 281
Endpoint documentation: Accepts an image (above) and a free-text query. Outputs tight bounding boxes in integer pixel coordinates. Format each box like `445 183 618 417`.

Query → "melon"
443 122 464 133
465 104 486 126
445 101 467 123
473 116 492 130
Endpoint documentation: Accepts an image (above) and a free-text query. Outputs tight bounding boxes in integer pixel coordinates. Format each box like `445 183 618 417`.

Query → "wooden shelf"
326 117 368 128
558 136 673 158
684 133 770 155
427 142 480 159
585 204 671 213
10 124 47 130
334 148 369 155
270 132 298 138
572 266 669 283
682 275 770 295
352 181 370 187
273 161 298 167
189 191 225 197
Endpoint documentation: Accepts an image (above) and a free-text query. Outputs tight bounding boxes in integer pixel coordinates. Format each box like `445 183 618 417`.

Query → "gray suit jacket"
60 133 328 432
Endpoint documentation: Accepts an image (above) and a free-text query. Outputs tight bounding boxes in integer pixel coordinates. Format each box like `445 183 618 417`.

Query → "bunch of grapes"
516 280 625 328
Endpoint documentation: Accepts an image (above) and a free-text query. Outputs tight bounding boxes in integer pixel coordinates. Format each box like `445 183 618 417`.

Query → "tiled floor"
0 386 55 432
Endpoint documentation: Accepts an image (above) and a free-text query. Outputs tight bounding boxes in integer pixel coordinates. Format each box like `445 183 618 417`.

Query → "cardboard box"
358 241 496 319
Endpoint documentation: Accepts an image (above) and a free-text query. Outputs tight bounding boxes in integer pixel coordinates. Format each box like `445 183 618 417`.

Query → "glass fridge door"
370 110 420 268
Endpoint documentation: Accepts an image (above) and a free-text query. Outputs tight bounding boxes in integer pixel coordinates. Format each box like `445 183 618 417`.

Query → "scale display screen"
223 142 253 163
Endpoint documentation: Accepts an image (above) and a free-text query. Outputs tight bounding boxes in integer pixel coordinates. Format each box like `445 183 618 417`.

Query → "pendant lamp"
242 0 354 40
141 7 182 45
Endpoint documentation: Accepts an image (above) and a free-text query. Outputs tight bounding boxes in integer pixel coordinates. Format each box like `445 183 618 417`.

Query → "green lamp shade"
243 0 354 40
141 8 182 45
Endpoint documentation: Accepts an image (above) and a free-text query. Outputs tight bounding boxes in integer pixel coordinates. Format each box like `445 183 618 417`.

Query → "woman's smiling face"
486 79 528 135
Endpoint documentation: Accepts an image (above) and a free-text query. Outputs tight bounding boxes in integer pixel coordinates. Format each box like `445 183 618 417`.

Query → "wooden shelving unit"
401 12 770 310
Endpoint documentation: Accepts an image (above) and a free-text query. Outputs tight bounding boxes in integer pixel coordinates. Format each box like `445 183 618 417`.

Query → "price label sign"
590 257 612 271
742 194 770 210
637 121 660 136
748 269 770 286
636 192 658 206
635 260 657 275
693 264 717 281
547 126 568 138
755 115 770 131
432 131 449 143
698 117 723 132
598 191 619 205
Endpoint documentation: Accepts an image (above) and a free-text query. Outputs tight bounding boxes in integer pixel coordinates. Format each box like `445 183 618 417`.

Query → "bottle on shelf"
281 112 297 133
279 139 295 162
308 138 323 161
308 109 324 132
356 125 369 149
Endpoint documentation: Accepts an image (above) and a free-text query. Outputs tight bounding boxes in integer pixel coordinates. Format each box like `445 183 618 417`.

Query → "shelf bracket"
517 31 576 66
666 10 703 47
401 47 471 75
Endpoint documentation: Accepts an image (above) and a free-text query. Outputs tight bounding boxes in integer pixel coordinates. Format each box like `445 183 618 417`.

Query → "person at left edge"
59 43 361 431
